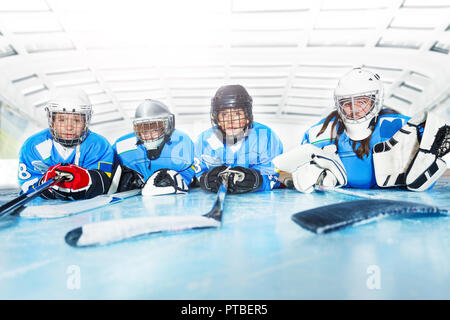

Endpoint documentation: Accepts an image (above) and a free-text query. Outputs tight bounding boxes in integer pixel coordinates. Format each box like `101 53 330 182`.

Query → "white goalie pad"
273 144 347 193
372 112 425 187
406 112 449 192
142 169 189 196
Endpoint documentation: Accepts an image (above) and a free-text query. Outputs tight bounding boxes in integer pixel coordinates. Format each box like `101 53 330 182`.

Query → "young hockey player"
194 84 283 194
112 99 195 195
18 89 113 200
274 67 449 192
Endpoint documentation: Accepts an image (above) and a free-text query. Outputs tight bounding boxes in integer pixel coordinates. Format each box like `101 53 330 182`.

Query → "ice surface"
0 172 449 299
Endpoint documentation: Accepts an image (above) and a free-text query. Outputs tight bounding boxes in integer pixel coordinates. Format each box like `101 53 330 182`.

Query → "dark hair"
316 108 401 159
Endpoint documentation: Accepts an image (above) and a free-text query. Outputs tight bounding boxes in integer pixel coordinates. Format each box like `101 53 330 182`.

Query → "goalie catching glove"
373 110 449 191
273 144 347 193
142 169 189 196
40 163 110 200
199 165 263 194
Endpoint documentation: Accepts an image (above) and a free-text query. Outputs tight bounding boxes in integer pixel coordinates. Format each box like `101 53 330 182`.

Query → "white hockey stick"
64 169 240 247
314 185 382 200
20 189 140 219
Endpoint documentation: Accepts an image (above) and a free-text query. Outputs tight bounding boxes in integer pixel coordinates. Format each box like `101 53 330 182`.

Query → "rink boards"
0 171 449 299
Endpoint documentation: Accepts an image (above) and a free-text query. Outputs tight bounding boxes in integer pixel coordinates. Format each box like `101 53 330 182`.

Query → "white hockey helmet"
334 67 384 141
45 88 93 147
133 99 175 152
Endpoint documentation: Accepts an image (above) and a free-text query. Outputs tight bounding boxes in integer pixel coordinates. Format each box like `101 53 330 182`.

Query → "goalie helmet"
133 99 175 159
211 84 253 143
45 89 93 148
334 67 384 141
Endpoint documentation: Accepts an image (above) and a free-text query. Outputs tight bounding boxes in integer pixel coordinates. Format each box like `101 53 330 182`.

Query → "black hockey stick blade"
291 199 448 234
0 176 65 219
202 179 228 222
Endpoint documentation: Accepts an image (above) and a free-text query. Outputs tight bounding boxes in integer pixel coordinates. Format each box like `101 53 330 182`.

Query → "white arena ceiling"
0 0 449 139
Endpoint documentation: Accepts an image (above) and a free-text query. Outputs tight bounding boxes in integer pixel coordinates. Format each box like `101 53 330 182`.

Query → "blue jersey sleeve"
81 135 114 178
193 132 211 178
174 134 196 185
17 139 46 193
250 129 284 191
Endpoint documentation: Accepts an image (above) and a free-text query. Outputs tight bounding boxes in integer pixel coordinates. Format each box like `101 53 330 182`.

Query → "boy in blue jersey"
195 84 283 194
274 67 449 192
112 99 195 196
18 89 113 200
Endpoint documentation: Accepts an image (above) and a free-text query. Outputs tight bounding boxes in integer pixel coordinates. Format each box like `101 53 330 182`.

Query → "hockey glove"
199 165 228 193
117 166 145 192
40 163 93 200
274 144 347 193
142 169 189 196
226 166 263 194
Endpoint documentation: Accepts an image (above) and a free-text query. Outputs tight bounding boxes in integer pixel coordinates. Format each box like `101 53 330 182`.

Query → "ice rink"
0 171 449 300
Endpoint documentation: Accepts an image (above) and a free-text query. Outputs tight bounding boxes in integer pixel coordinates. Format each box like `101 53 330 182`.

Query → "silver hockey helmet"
133 99 175 151
45 88 93 148
334 67 384 141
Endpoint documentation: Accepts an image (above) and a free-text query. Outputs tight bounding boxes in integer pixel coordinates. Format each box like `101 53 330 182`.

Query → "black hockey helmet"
210 85 253 141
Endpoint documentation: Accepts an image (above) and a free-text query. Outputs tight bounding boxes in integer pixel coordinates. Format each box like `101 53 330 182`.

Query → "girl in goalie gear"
18 89 113 200
195 84 283 194
277 67 448 192
112 99 195 196
276 67 409 191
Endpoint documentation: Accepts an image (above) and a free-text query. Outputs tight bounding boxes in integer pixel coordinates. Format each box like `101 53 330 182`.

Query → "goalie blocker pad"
373 111 448 191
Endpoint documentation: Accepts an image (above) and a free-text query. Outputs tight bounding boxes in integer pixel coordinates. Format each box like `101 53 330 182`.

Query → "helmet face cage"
46 105 92 148
211 105 252 139
335 90 381 124
133 115 174 145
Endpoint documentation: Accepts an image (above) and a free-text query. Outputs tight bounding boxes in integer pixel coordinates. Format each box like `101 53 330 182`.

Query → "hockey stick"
64 169 238 247
20 189 140 219
313 171 382 200
0 174 69 219
314 185 382 200
107 164 122 195
291 199 447 234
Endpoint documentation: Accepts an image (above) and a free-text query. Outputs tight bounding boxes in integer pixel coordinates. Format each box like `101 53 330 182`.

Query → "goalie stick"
64 168 241 247
291 199 447 234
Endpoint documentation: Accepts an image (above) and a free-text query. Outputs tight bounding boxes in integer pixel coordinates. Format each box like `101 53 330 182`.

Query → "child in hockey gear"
195 84 283 194
18 89 113 200
112 99 195 196
274 67 412 192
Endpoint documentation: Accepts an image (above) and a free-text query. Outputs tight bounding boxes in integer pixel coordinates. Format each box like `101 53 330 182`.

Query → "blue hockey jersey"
112 129 195 185
194 122 283 191
18 129 114 193
302 113 410 189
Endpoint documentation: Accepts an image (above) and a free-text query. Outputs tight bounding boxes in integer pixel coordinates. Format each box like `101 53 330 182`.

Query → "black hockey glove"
199 165 228 193
227 166 263 194
117 166 145 192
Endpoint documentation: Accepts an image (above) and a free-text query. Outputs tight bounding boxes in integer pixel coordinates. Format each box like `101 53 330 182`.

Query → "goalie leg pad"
406 112 449 191
373 112 424 187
